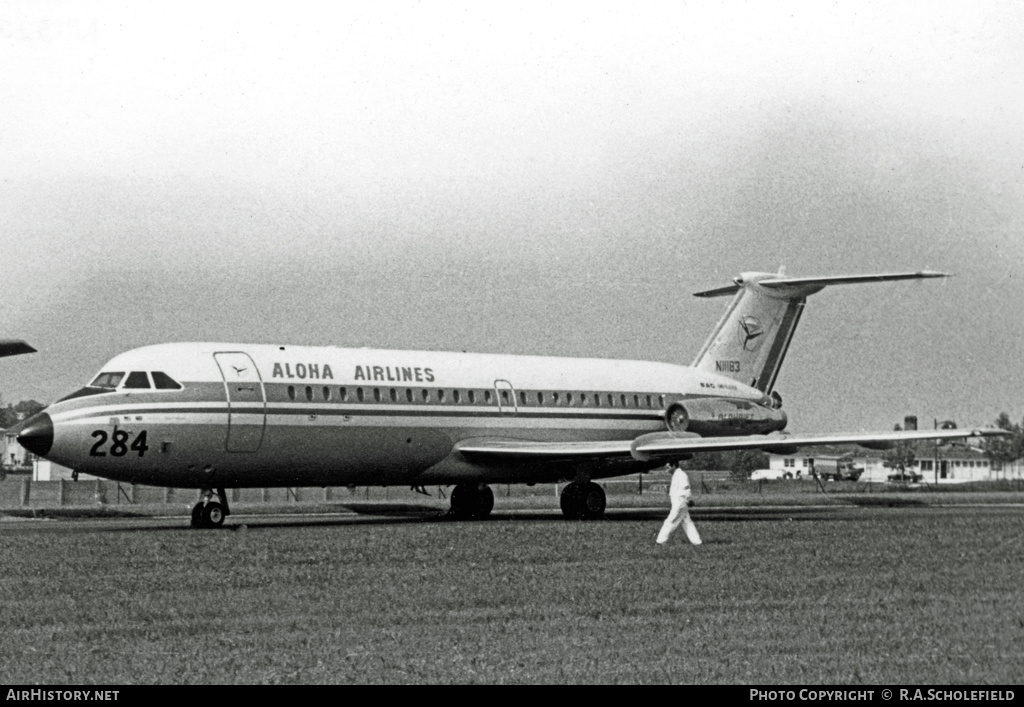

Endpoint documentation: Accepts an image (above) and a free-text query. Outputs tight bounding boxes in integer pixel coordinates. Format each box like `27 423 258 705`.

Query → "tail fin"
691 270 946 393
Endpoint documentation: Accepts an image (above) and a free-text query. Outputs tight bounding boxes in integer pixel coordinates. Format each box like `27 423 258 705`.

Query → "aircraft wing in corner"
456 427 1009 464
0 339 35 358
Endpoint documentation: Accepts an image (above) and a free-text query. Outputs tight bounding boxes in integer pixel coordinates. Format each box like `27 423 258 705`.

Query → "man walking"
656 463 702 545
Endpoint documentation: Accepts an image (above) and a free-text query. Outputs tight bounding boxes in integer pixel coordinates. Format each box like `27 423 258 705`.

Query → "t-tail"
691 270 947 393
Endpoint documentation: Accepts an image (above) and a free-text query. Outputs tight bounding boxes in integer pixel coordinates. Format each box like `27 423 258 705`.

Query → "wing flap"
455 437 635 462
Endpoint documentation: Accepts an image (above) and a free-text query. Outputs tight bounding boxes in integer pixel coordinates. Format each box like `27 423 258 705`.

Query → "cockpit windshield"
90 372 125 388
58 370 184 403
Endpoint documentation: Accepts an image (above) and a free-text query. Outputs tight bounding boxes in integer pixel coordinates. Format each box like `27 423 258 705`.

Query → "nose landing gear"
191 487 231 529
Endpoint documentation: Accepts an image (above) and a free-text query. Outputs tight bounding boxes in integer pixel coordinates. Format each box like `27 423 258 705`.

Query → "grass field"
1 504 1022 684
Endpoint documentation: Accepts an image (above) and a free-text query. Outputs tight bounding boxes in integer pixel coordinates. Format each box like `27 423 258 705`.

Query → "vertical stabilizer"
691 270 947 393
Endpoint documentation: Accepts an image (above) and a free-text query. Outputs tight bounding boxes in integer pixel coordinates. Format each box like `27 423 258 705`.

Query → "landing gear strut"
560 481 606 520
448 483 494 520
191 487 231 529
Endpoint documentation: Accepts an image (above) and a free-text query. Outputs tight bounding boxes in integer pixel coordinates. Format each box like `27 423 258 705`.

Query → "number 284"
90 430 149 457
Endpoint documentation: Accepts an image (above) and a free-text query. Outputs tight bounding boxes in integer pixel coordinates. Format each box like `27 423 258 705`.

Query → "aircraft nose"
17 412 53 457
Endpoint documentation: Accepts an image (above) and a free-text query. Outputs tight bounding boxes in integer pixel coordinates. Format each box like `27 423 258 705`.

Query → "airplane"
0 339 36 358
16 269 1007 528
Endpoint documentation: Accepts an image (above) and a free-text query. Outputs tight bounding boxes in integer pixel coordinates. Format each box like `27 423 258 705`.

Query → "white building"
2 427 32 470
768 441 1024 484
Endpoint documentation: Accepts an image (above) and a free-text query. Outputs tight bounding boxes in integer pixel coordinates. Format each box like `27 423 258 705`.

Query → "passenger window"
373 388 381 402
422 389 430 402
484 390 492 404
646 395 652 408
305 386 313 401
438 389 446 402
468 390 476 404
339 387 348 401
357 388 364 402
581 393 588 406
288 386 296 401
519 391 526 405
152 372 183 390
454 390 462 403
552 392 560 405
634 394 640 407
390 388 397 402
91 372 125 388
323 386 331 401
607 394 615 407
123 371 151 389
537 392 544 405
621 394 627 407
406 388 413 402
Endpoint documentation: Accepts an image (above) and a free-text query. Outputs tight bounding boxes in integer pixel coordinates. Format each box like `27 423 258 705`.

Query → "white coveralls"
656 466 702 545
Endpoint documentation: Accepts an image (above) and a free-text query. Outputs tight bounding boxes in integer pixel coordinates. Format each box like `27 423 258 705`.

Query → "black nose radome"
17 412 53 457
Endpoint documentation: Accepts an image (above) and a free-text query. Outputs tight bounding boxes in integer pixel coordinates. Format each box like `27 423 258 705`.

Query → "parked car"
887 470 923 483
750 468 795 480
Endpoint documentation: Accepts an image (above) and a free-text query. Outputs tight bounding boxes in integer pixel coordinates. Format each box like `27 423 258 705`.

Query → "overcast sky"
2 1 1022 432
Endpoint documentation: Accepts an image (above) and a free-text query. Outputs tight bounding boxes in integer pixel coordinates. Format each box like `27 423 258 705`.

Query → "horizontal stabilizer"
0 339 36 358
693 270 947 298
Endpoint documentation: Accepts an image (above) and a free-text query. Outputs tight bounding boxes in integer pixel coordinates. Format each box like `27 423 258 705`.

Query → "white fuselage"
32 342 778 488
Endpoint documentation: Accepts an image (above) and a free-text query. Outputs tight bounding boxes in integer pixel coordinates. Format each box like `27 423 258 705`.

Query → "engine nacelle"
664 398 787 436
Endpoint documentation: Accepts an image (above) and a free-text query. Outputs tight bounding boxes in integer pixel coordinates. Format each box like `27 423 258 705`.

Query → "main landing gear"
448 483 494 520
191 488 231 529
560 480 606 520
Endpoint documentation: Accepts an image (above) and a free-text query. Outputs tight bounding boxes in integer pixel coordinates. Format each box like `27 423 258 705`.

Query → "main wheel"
476 484 494 519
190 502 204 528
202 501 226 528
579 482 606 520
449 483 493 520
560 483 584 520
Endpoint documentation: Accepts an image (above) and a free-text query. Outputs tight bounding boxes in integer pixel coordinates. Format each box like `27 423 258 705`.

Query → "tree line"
0 398 45 430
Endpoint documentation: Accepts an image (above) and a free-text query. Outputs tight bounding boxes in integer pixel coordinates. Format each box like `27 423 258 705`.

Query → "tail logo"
738 316 765 351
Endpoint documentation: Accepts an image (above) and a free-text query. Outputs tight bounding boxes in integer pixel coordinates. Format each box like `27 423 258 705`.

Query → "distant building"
32 459 97 481
768 440 1024 483
2 427 33 470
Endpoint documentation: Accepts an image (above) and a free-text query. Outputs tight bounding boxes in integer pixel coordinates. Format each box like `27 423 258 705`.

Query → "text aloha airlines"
270 363 436 383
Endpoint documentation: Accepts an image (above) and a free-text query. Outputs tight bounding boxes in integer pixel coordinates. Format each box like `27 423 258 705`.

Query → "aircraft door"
214 352 267 452
494 379 518 415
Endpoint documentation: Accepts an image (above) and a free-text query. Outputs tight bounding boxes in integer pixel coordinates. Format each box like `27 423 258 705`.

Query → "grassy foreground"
1 505 1022 684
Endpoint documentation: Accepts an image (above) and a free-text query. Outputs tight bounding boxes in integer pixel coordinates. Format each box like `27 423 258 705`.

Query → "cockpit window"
90 372 125 388
123 371 151 389
152 371 183 390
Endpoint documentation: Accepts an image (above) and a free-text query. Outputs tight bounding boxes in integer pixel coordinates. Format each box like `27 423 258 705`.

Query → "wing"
0 339 36 358
455 427 1008 464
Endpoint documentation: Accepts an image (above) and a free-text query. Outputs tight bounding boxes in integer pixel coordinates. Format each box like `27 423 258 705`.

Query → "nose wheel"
190 488 231 528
